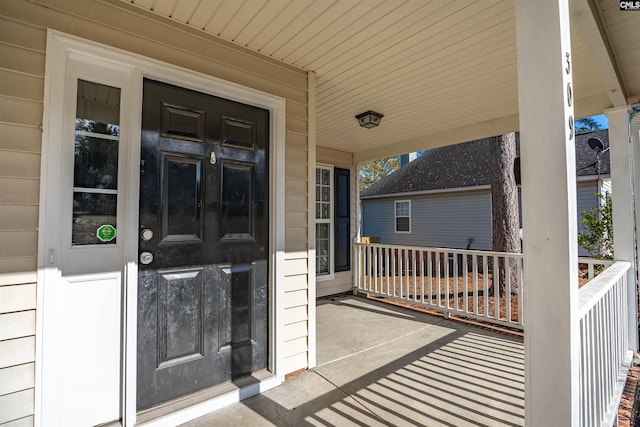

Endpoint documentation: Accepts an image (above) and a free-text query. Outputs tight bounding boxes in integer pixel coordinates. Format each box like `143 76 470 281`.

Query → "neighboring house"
361 130 611 256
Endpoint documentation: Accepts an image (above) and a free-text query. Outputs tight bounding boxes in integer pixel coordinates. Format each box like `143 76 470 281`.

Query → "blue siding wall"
576 182 599 257
361 191 492 250
362 182 601 256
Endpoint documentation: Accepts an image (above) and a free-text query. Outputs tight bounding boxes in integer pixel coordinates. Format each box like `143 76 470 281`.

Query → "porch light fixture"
356 110 384 128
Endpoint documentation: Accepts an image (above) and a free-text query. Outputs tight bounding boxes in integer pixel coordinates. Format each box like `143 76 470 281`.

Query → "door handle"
140 252 154 265
210 151 216 165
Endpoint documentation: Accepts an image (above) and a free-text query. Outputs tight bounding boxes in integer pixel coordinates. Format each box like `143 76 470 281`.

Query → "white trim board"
37 30 287 427
360 184 491 200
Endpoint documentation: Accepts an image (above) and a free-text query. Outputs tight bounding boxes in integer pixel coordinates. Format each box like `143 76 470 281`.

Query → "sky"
586 113 608 129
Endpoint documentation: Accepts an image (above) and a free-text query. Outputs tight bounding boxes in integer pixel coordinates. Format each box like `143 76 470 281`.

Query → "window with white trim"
316 166 333 276
73 80 121 245
395 200 411 233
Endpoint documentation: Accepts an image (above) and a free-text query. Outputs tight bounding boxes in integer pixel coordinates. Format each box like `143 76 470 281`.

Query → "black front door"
137 79 269 410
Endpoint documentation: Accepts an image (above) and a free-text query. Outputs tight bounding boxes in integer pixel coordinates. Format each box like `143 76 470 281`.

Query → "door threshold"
136 370 281 426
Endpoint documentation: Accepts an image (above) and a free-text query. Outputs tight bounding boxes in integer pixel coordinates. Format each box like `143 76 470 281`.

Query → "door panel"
137 79 269 410
161 154 203 242
220 160 255 241
157 268 204 367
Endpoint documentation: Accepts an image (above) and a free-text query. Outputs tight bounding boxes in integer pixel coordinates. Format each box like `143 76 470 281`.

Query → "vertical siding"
315 147 356 297
0 1 310 422
362 191 493 250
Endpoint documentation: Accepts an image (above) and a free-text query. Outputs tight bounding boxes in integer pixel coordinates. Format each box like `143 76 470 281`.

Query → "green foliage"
578 193 613 260
575 117 602 134
359 156 400 190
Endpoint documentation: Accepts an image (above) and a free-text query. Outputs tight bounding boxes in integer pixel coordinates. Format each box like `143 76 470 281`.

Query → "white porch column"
515 1 580 426
607 106 639 351
633 113 640 324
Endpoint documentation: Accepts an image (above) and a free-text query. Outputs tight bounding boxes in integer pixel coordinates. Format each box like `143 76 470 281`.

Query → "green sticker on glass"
96 224 116 242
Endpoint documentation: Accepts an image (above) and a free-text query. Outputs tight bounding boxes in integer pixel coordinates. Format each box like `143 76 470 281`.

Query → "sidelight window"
72 80 121 245
315 166 333 276
315 165 351 277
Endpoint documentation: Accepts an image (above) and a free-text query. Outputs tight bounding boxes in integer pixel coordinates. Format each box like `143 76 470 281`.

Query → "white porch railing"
579 261 633 427
578 257 614 282
354 242 632 424
353 242 525 329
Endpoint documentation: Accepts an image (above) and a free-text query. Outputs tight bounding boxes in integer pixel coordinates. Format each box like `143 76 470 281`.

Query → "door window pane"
72 80 121 245
72 192 117 245
74 135 119 189
316 223 330 275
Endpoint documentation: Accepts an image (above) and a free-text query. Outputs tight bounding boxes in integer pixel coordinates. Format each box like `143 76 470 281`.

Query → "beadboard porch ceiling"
117 0 639 161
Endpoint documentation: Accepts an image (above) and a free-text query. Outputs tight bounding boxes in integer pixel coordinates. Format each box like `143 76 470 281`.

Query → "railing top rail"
578 261 631 318
577 257 614 266
354 241 523 259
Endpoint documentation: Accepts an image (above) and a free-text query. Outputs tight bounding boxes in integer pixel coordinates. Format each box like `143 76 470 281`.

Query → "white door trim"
37 30 287 427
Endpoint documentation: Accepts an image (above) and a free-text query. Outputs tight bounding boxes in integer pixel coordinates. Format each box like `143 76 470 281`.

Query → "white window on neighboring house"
316 166 333 276
395 200 411 233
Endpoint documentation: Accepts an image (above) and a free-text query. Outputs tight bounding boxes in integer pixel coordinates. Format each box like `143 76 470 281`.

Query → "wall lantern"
355 110 384 128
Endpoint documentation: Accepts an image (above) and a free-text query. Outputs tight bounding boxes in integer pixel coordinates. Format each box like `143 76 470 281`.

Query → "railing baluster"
391 248 396 298
594 304 603 424
493 255 499 319
428 250 433 306
372 246 377 293
506 255 512 323
453 251 459 311
419 250 424 304
586 312 595 425
411 250 418 301
362 245 367 291
445 251 450 310
463 252 469 314
383 247 389 296
483 255 489 318
473 254 478 315
518 258 524 324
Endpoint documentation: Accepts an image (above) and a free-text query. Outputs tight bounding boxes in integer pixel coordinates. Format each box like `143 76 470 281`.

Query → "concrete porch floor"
181 295 525 427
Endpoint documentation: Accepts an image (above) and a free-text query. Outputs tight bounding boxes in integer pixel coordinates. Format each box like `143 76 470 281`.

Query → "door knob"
140 252 154 265
141 228 154 241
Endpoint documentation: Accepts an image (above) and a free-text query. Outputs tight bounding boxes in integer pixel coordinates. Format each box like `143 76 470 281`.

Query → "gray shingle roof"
360 129 610 198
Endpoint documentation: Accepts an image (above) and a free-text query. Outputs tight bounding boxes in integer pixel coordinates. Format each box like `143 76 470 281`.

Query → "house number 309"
566 52 574 140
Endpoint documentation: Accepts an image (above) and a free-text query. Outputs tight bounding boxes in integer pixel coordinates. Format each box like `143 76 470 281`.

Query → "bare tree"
490 132 521 296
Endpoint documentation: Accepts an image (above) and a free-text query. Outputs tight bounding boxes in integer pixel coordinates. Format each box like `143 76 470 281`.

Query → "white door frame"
37 30 286 427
